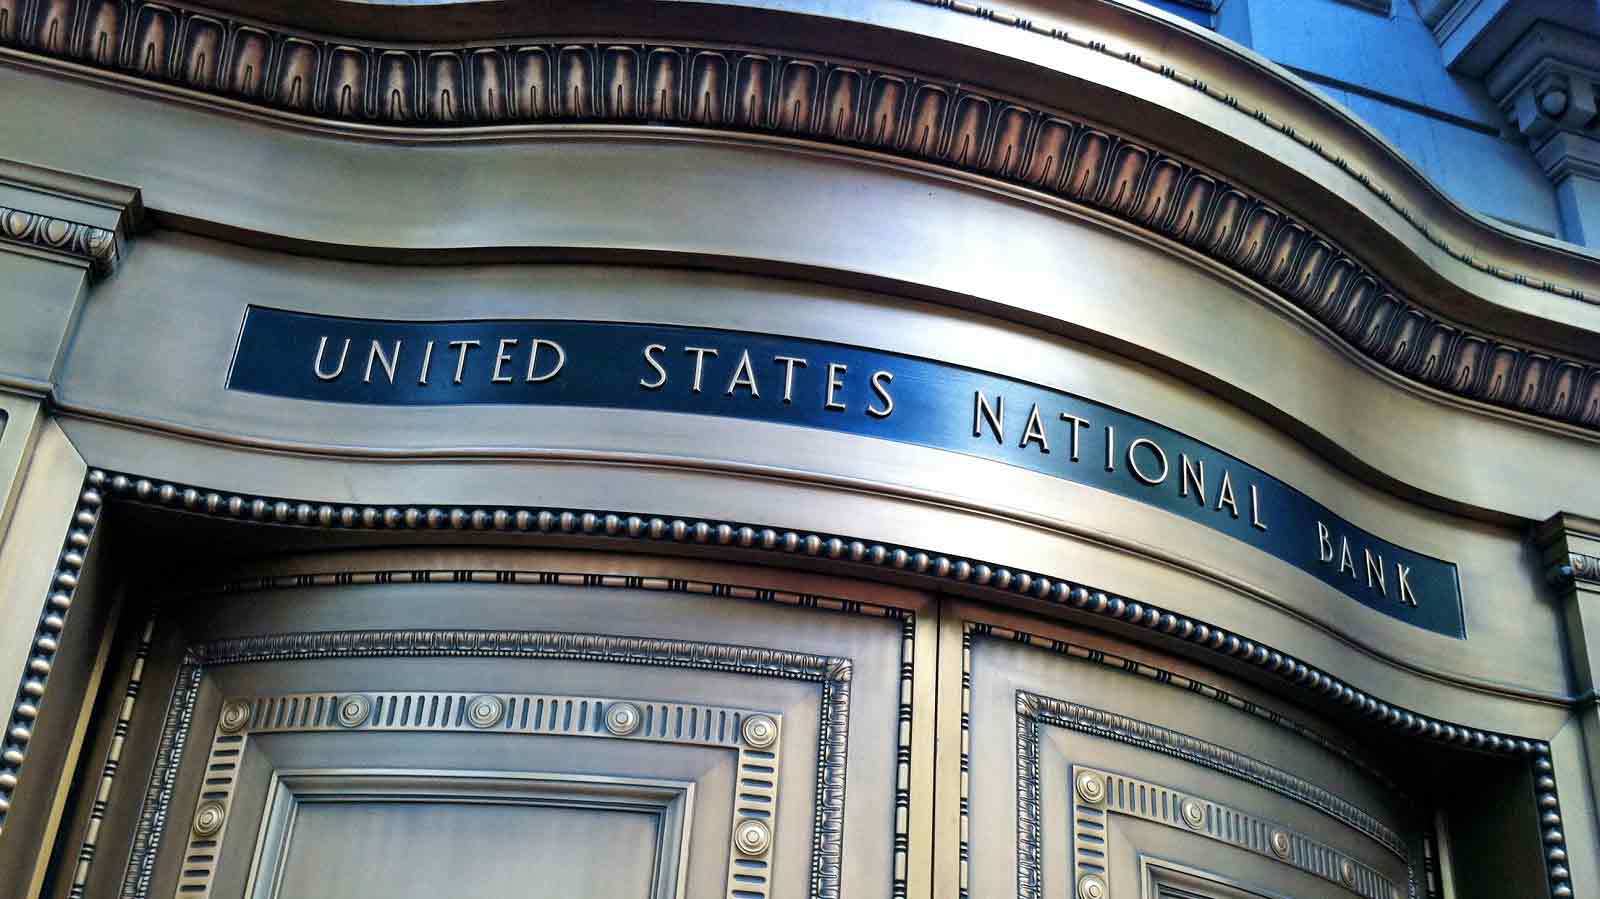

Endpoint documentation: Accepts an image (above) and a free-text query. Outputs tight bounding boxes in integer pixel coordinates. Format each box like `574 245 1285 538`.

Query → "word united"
229 307 1464 637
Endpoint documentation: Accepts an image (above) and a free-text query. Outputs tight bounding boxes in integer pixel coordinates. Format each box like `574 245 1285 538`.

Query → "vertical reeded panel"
733 55 771 128
688 51 729 125
903 85 948 156
602 46 639 119
776 60 819 133
80 1 123 66
323 46 369 119
512 47 551 119
820 67 862 141
273 38 318 110
128 4 175 77
1020 118 1073 189
226 27 271 98
425 52 463 123
176 15 223 89
644 49 682 121
470 49 508 121
377 52 417 123
558 46 594 117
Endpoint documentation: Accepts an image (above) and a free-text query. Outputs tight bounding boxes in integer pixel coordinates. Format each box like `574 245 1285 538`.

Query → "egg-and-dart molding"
2 2 1600 432
0 468 1576 897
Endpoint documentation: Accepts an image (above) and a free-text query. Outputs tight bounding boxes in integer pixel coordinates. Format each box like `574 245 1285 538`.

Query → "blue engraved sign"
229 306 1466 638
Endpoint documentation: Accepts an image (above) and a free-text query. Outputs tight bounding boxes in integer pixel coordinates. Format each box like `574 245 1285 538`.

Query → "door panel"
947 605 1421 899
248 772 689 899
75 554 929 899
54 555 1434 899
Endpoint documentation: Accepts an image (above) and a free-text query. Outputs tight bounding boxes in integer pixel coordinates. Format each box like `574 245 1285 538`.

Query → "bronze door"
58 552 1427 899
943 601 1417 899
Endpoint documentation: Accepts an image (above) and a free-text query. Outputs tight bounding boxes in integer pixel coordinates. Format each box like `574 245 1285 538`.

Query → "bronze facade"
0 2 1596 898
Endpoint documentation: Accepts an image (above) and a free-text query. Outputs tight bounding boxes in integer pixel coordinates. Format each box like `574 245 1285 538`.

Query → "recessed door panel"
952 609 1422 899
76 554 929 899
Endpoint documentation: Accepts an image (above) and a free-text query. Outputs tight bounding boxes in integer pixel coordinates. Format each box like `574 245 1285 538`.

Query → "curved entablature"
4 0 1600 436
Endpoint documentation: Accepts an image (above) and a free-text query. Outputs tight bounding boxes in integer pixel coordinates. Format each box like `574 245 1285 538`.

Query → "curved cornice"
4 0 1600 432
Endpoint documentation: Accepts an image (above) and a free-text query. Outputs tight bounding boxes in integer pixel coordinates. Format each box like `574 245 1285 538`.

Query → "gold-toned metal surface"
83 552 932 899
1068 765 1399 898
947 598 1430 899
175 687 785 899
80 469 1562 756
0 6 1594 894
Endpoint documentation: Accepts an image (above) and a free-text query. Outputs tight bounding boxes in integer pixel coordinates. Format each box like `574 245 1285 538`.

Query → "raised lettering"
363 338 400 384
1317 521 1333 562
1396 563 1419 606
1365 548 1387 596
685 346 719 393
775 356 807 403
1127 437 1169 485
313 336 350 381
1180 454 1206 505
417 339 434 385
825 363 848 411
973 391 1005 443
867 370 895 418
726 349 760 397
1249 484 1268 531
1215 469 1239 518
448 339 480 385
1105 425 1116 472
639 343 668 389
1339 537 1356 578
525 339 565 382
1020 403 1050 453
491 338 518 383
1059 414 1089 461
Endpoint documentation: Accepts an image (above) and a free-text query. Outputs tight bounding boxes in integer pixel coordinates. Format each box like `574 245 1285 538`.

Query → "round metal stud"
1270 830 1291 859
605 701 642 736
466 695 505 729
218 699 252 734
1075 772 1105 804
1339 859 1357 886
336 694 372 728
741 714 778 749
193 801 226 837
733 818 771 856
1077 873 1107 899
1181 799 1205 829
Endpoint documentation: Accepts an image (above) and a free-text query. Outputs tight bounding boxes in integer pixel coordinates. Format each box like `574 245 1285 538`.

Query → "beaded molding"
1 466 1574 898
73 468 1554 756
0 478 101 833
2 4 1599 429
0 202 119 277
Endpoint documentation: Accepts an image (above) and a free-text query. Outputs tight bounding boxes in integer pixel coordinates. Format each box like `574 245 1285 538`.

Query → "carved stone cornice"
1488 23 1600 174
